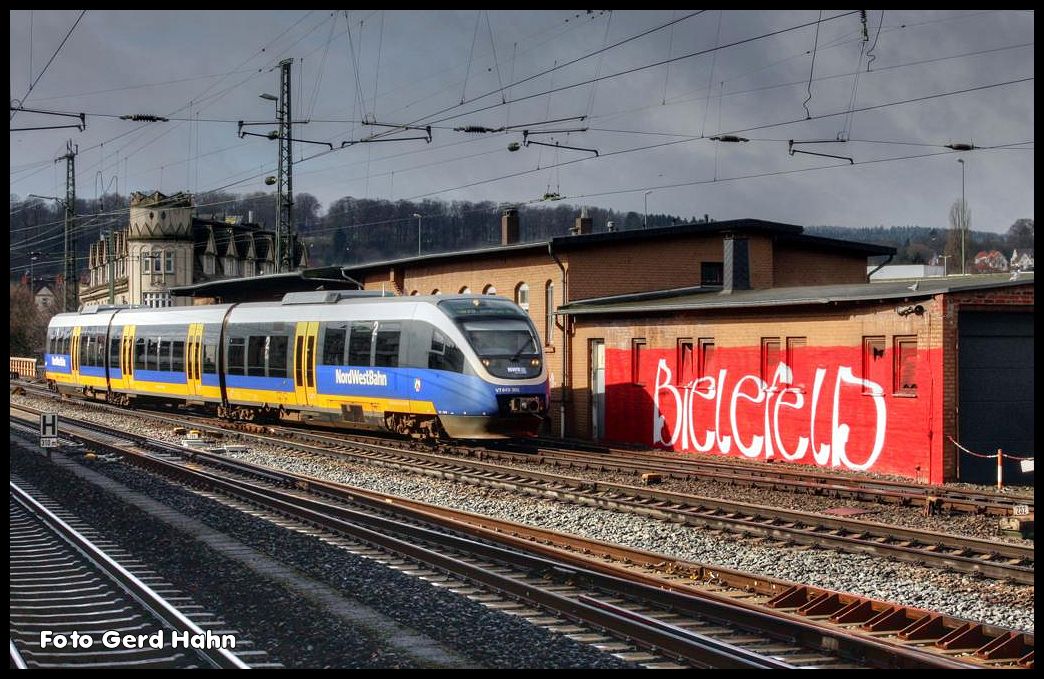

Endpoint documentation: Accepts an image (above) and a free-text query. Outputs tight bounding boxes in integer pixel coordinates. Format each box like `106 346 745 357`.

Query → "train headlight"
481 358 491 367
530 358 540 367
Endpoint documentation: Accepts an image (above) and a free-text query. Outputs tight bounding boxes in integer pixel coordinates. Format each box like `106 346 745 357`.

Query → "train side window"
159 339 173 372
202 344 218 374
374 322 401 368
79 331 91 367
247 336 267 376
202 325 220 374
268 335 289 378
322 323 347 365
109 334 121 369
172 341 185 373
429 328 464 373
348 322 375 366
134 337 146 370
227 337 246 376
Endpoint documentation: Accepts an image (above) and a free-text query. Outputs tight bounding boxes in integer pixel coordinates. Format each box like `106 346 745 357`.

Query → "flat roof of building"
557 272 1034 316
169 268 362 301
335 218 894 275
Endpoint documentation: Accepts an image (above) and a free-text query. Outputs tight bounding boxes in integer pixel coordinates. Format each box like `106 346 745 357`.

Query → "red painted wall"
604 344 945 483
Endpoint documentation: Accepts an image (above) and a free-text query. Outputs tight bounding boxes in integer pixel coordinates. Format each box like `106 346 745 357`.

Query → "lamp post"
643 190 653 228
957 158 966 275
413 213 423 256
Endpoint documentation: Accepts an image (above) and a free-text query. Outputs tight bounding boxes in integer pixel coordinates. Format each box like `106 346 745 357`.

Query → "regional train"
44 291 549 439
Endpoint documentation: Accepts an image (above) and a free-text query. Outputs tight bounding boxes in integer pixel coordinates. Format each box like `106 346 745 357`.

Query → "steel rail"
12 411 1027 668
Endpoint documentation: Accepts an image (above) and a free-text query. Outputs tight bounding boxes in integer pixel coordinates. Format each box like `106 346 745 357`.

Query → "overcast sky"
9 10 1034 235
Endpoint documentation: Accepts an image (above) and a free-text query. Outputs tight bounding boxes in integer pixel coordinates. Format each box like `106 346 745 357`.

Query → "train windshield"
462 320 538 358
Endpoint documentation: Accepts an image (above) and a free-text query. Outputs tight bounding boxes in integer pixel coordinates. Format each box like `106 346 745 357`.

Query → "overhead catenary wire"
11 9 87 120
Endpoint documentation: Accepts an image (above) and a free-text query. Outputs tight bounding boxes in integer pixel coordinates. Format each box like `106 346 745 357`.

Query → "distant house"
1010 248 1034 271
34 284 56 311
973 250 1009 273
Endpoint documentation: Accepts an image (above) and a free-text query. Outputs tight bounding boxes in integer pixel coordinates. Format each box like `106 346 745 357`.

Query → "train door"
120 325 135 388
590 339 605 440
70 326 82 386
293 321 319 406
186 322 204 399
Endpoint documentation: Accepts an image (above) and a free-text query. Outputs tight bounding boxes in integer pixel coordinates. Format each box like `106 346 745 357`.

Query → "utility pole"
275 58 294 272
55 141 78 311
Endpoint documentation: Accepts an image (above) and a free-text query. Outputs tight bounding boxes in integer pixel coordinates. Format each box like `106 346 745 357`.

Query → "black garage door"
958 311 1034 485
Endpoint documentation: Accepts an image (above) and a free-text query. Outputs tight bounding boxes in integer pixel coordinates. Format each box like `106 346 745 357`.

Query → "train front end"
435 297 549 439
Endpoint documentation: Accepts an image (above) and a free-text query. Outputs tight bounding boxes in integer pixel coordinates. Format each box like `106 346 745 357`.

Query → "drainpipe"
866 253 894 282
548 241 568 438
338 267 365 290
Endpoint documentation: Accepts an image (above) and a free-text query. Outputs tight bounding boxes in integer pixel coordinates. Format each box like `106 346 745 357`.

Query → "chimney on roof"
248 210 254 223
704 214 709 223
572 206 593 235
722 233 750 294
501 208 519 245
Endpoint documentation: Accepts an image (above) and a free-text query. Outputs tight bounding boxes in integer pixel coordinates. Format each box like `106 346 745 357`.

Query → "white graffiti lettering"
653 359 886 472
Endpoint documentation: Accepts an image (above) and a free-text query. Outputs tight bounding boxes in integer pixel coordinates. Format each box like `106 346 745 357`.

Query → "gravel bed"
9 426 636 670
475 457 1033 545
14 394 1034 634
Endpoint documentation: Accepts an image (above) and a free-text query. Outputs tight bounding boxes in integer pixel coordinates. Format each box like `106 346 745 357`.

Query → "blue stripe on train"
80 365 106 378
45 354 71 374
135 369 187 384
202 372 219 387
226 373 294 392
315 365 546 415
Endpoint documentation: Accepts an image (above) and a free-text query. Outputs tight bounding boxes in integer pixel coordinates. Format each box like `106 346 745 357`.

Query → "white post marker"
40 413 58 448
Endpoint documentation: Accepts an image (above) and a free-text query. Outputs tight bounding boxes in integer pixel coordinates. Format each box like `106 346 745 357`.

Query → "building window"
862 336 887 395
165 251 175 274
142 252 152 274
698 338 715 378
677 339 694 385
785 337 806 384
632 339 647 384
459 286 471 294
544 281 555 345
761 337 781 381
894 336 918 396
431 288 440 295
483 284 497 295
701 261 724 286
410 290 419 296
515 282 529 311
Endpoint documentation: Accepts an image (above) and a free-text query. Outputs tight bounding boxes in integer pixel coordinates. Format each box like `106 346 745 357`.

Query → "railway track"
15 380 1032 519
10 406 1034 669
491 437 1034 517
9 480 251 669
11 392 1035 586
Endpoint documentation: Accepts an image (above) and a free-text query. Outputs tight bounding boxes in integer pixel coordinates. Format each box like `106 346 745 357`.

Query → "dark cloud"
10 10 1033 232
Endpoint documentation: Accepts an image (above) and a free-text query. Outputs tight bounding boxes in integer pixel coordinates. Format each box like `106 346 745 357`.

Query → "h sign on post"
40 413 58 448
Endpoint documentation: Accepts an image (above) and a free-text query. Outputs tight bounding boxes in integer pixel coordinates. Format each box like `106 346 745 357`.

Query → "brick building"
559 275 1033 485
337 214 892 434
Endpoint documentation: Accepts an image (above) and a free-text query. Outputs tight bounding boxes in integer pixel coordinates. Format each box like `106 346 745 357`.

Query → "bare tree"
945 199 971 274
